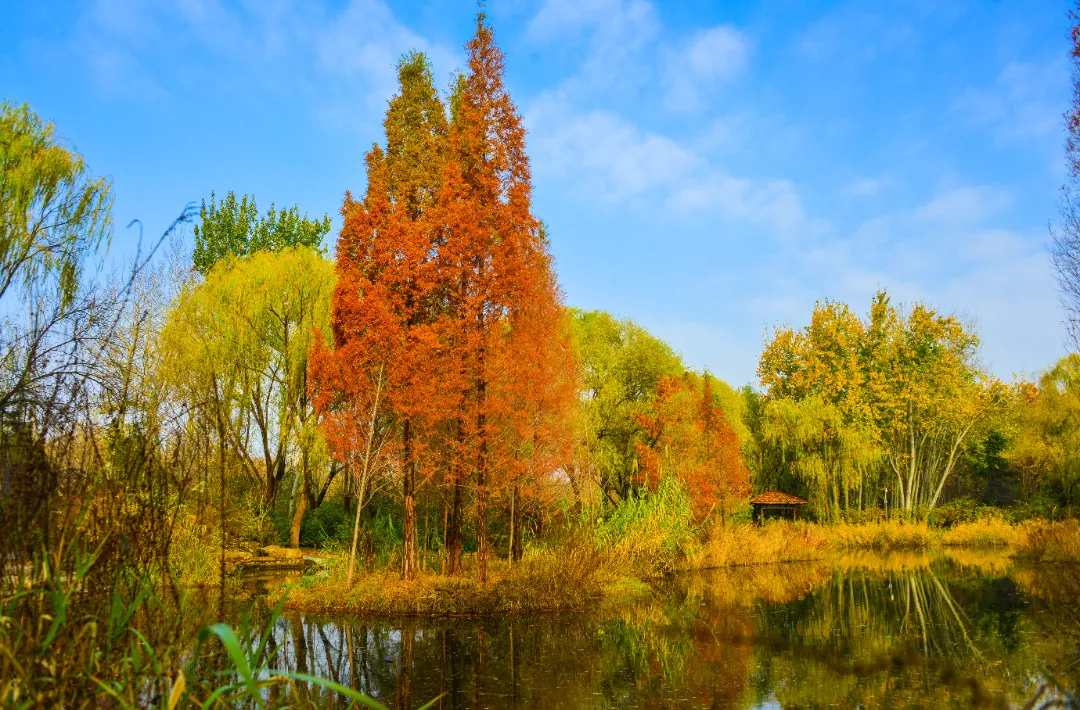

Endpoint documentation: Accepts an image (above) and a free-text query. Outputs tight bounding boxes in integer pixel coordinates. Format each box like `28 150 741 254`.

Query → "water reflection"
243 555 1078 708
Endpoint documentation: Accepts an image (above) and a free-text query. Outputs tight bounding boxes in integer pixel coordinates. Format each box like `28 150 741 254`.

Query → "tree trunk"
508 485 523 564
346 364 385 591
289 485 308 548
264 455 284 510
476 365 489 586
443 473 464 575
402 419 417 581
290 447 311 548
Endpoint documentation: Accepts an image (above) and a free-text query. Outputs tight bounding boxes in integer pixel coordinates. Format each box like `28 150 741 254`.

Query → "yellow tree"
160 247 335 536
873 300 1004 514
1007 355 1080 504
758 291 1001 518
759 299 880 515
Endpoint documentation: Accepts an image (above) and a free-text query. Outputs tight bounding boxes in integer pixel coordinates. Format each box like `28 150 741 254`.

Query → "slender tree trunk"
508 485 524 564
507 486 515 565
347 364 385 591
476 381 489 584
216 401 227 618
443 422 464 575
289 483 308 548
264 456 284 510
907 404 917 514
402 418 417 581
290 447 310 548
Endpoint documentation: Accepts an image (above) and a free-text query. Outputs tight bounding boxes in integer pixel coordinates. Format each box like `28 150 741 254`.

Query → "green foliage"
928 496 993 528
298 499 352 547
594 477 695 575
372 506 405 565
192 190 330 275
0 101 111 307
571 308 685 502
161 247 336 509
757 291 1005 519
1007 354 1080 505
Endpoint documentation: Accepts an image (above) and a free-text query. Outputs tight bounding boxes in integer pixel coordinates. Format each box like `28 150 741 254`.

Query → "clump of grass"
685 521 829 569
169 512 223 586
284 532 648 616
1015 519 1080 563
825 520 938 549
594 478 696 577
940 517 1021 548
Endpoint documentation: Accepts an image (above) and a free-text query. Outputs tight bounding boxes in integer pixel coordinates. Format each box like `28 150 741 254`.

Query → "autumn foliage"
636 373 750 523
310 17 576 583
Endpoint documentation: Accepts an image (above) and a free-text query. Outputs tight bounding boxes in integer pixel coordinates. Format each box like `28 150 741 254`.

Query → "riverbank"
278 518 1080 616
281 543 651 616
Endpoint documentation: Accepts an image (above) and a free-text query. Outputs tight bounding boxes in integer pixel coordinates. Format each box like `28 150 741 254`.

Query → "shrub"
1015 519 1080 562
688 520 829 569
594 478 696 576
940 517 1019 547
928 497 986 528
299 499 352 547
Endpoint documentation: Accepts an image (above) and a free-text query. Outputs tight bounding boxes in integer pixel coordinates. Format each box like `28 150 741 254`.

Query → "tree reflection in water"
239 555 1077 708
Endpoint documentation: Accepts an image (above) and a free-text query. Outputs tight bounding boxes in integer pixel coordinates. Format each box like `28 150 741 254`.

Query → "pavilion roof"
750 491 809 505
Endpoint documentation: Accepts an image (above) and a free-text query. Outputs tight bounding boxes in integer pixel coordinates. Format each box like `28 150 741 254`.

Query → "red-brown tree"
434 15 568 583
636 374 750 522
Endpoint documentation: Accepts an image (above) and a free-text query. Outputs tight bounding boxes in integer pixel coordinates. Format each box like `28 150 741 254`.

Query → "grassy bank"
281 517 1080 617
282 535 657 616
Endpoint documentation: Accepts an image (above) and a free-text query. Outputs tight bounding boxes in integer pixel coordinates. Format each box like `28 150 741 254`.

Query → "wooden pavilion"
750 491 809 523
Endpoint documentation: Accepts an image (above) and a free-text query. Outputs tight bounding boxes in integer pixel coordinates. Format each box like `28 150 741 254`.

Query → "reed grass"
284 515 1080 617
684 521 830 569
0 543 418 708
1014 519 1080 563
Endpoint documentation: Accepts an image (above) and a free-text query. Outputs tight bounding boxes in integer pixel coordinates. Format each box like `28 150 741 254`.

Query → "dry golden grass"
815 518 1021 551
684 521 830 570
825 520 937 549
282 536 649 616
1014 519 1080 563
280 518 1079 617
941 518 1023 548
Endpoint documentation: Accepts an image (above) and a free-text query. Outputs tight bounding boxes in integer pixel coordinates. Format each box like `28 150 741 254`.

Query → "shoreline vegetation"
5 5 1080 708
277 517 1080 617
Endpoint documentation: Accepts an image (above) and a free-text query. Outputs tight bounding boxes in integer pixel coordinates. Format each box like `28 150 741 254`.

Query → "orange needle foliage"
311 17 573 585
434 14 570 584
637 374 750 523
310 53 451 581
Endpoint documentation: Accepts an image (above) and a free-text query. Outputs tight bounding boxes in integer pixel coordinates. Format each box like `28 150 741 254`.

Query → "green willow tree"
0 101 112 309
192 191 330 276
1008 354 1080 505
161 247 335 538
571 309 685 505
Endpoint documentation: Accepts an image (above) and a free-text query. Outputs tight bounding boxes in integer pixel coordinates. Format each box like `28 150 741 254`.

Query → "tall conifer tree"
311 52 450 581
436 14 564 584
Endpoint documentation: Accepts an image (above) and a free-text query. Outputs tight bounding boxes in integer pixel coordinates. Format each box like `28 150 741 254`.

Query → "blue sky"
2 0 1073 386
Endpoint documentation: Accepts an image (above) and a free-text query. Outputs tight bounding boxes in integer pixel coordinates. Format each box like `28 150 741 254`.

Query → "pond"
232 551 1079 708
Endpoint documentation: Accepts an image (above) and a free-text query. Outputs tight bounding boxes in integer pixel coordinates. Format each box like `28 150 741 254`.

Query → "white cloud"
953 59 1069 143
664 25 749 111
669 174 806 233
914 186 1011 224
71 0 459 126
844 176 886 198
526 0 659 101
527 94 701 200
527 93 813 235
